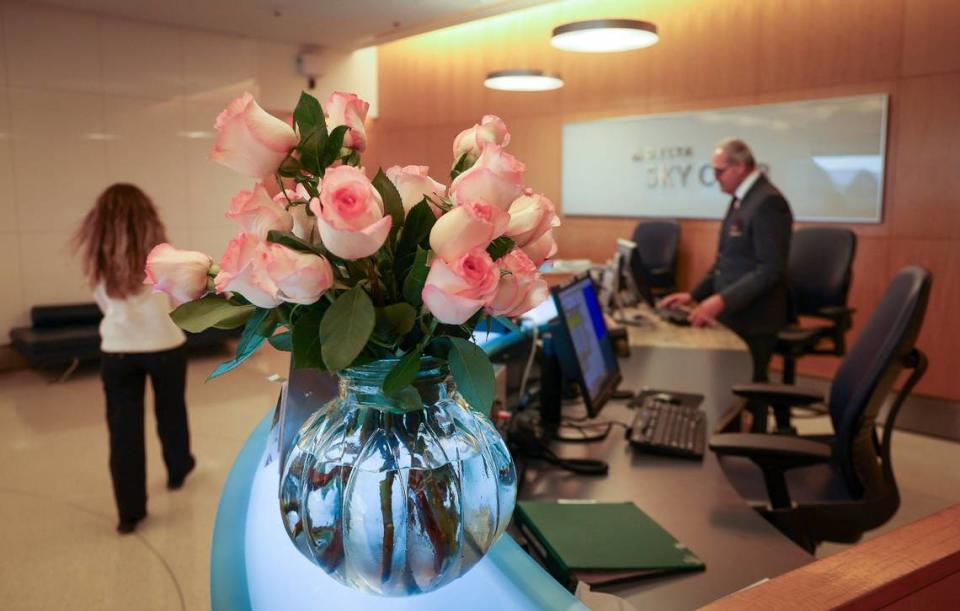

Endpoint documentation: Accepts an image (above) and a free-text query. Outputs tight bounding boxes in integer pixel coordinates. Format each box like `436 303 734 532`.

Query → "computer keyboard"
627 396 706 459
654 307 691 326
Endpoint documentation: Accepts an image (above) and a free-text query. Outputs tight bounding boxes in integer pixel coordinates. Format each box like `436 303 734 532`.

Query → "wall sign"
562 94 888 223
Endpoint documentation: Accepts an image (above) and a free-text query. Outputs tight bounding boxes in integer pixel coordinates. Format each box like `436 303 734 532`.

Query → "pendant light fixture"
551 19 659 53
484 69 564 92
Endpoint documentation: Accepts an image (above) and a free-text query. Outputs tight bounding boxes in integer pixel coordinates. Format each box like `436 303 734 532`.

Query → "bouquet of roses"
144 90 559 411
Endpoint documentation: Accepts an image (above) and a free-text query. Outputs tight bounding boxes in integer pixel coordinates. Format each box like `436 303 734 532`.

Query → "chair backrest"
630 220 679 288
828 266 931 499
789 227 857 316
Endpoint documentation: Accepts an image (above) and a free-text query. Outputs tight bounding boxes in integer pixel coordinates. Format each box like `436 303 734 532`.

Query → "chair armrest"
731 383 824 406
709 433 832 469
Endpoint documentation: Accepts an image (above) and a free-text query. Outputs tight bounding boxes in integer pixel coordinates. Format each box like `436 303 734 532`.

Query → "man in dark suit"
660 139 793 430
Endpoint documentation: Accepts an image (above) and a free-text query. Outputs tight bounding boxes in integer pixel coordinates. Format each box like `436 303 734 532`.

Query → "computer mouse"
653 392 681 405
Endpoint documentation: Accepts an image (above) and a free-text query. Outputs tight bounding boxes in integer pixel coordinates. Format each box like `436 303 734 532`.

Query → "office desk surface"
623 306 748 352
519 344 812 609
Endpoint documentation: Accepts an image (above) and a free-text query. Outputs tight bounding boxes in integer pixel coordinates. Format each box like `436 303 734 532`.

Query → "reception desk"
211 317 811 610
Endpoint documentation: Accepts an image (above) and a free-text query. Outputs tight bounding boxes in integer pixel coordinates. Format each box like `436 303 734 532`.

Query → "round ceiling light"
484 69 564 92
551 19 659 53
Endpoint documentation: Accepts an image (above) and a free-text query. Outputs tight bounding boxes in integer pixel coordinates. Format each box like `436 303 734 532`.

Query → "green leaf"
207 308 270 380
277 156 302 178
395 199 437 281
319 286 375 370
372 168 405 243
382 347 423 396
447 337 495 413
321 125 349 169
292 308 326 370
268 330 292 352
170 296 256 333
293 91 323 134
256 309 279 337
486 236 515 261
391 386 423 412
296 92 329 176
402 247 430 306
376 303 417 337
450 152 473 182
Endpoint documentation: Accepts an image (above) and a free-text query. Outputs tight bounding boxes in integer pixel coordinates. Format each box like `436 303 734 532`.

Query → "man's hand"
688 294 725 327
657 292 693 309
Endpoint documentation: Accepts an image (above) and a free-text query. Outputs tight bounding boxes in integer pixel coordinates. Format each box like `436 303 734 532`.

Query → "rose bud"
214 233 281 308
144 244 213 305
311 165 391 260
422 248 500 325
521 229 558 267
506 190 560 248
452 114 510 163
325 91 370 152
263 244 334 305
385 165 446 215
226 183 294 240
449 144 525 211
210 92 298 178
486 249 550 317
429 201 509 263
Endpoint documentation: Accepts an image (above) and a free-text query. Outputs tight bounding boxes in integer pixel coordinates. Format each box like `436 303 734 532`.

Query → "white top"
733 168 763 207
94 283 186 353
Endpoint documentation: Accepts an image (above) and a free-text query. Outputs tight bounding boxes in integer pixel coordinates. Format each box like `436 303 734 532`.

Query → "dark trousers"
101 345 193 521
740 332 779 432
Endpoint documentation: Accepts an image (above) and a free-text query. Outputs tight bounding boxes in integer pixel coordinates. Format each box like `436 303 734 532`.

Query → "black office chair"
709 266 931 553
629 220 679 299
778 227 857 386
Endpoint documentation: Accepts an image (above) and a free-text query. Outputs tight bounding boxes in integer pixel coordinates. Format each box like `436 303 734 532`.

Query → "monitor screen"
551 276 622 416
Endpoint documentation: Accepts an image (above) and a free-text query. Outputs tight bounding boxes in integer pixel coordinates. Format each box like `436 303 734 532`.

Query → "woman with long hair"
74 183 195 534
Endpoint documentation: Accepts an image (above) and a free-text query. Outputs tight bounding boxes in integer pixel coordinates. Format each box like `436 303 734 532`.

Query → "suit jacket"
691 174 793 336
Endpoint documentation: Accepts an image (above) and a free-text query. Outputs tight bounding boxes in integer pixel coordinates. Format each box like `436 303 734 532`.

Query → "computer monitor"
615 238 655 307
550 275 623 418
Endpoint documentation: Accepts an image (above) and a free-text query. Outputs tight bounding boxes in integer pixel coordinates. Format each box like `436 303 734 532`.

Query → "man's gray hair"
716 138 756 168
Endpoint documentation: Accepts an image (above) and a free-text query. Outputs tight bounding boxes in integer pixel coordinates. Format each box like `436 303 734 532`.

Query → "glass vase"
278 357 517 596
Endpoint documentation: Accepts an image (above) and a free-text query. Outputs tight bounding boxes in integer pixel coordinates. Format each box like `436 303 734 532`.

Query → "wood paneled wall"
366 0 960 400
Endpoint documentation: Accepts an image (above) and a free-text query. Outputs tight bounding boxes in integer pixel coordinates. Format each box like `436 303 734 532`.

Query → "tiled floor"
1 346 959 610
0 345 290 611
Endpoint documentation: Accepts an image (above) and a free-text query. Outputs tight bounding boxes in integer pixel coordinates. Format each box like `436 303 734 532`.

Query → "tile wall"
0 2 377 338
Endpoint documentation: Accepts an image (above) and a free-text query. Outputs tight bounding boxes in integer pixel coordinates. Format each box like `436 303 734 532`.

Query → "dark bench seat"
10 302 237 369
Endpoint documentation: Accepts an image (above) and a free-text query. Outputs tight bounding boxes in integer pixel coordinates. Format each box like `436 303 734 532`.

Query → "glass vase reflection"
278 358 517 596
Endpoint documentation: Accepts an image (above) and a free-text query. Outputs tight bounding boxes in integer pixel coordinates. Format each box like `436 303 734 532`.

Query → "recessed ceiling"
28 0 556 50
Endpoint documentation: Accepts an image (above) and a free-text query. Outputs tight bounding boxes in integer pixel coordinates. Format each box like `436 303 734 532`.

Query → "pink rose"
226 183 294 239
429 201 509 263
214 233 282 308
452 115 510 163
449 145 525 210
521 230 558 266
422 248 500 325
385 165 446 215
275 185 317 241
210 92 298 178
311 165 391 260
506 190 561 247
325 91 370 152
144 244 213 305
263 244 334 305
486 249 550 317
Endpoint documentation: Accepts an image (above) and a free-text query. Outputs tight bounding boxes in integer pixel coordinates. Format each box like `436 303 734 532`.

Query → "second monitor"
547 275 623 419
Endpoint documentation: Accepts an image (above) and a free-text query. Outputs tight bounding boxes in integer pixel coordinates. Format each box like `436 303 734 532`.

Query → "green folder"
515 501 705 586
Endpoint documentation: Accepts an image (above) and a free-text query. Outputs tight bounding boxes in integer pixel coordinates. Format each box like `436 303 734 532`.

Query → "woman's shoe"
116 513 146 534
167 456 196 490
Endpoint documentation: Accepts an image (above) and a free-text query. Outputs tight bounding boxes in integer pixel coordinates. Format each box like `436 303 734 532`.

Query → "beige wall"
366 0 960 400
0 1 376 339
